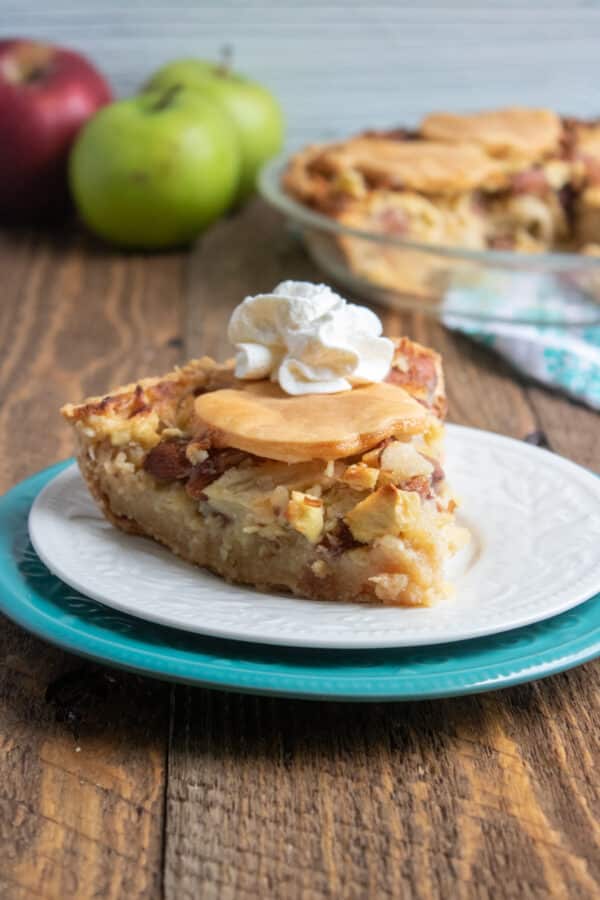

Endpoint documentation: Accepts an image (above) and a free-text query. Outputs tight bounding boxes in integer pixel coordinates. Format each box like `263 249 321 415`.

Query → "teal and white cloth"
443 271 600 411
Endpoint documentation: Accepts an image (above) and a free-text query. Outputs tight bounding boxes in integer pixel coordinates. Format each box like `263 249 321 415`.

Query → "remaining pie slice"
61 336 467 607
283 107 600 300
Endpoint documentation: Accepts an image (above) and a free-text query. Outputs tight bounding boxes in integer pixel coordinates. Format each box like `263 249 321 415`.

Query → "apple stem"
217 44 233 76
24 65 47 84
150 83 182 111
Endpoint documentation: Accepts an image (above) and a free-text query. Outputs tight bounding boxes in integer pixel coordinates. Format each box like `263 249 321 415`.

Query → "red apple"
0 38 112 221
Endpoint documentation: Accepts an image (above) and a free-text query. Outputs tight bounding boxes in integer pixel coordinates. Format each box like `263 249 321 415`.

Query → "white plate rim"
28 424 600 650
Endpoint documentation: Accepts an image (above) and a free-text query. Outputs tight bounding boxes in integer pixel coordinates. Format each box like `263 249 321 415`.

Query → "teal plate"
1 462 599 701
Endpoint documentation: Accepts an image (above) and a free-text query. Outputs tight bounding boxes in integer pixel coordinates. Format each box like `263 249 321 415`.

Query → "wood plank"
0 227 184 899
0 228 185 490
525 386 600 472
165 678 599 900
165 200 599 899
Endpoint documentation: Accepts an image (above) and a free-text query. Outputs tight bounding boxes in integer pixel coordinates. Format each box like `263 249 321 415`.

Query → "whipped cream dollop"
227 281 394 395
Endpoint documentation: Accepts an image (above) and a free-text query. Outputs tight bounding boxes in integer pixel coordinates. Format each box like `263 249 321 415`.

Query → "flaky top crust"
283 107 600 221
567 119 600 161
194 380 430 462
61 357 236 425
306 136 508 194
420 107 562 161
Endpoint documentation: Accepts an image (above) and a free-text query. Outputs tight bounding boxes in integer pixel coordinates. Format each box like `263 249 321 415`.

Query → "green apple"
69 84 240 248
145 59 284 200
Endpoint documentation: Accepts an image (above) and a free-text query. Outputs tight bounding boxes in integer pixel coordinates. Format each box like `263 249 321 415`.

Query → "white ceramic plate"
28 425 600 650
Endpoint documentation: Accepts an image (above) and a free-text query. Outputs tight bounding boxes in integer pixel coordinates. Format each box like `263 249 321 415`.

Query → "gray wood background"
2 1 600 147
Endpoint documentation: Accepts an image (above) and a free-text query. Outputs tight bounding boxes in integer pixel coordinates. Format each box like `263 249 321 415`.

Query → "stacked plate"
2 424 599 701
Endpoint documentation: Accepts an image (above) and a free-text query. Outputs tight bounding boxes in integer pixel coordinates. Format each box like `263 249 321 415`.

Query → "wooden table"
1 201 599 900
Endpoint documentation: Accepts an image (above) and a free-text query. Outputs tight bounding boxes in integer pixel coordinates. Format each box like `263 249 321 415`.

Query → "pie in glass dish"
61 284 468 607
283 107 600 297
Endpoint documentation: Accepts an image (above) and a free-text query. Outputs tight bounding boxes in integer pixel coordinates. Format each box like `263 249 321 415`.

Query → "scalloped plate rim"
0 459 598 700
25 424 600 650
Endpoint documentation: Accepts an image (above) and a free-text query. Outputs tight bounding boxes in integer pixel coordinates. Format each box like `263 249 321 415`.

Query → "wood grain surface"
0 227 183 899
1 203 599 899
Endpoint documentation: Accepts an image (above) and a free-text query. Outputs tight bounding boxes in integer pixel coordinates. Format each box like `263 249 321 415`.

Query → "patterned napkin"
443 270 600 410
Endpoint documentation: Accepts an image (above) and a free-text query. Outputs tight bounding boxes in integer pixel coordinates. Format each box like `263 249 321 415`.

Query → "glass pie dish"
259 156 600 327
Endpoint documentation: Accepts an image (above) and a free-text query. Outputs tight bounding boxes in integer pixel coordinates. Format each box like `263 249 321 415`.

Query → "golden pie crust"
310 136 508 194
420 107 561 162
194 380 430 462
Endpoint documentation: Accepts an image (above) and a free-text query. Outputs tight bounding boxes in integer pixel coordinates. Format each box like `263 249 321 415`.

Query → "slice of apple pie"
62 283 467 606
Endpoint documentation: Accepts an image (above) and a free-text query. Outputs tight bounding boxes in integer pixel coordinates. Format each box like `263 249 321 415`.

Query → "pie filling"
62 339 468 607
